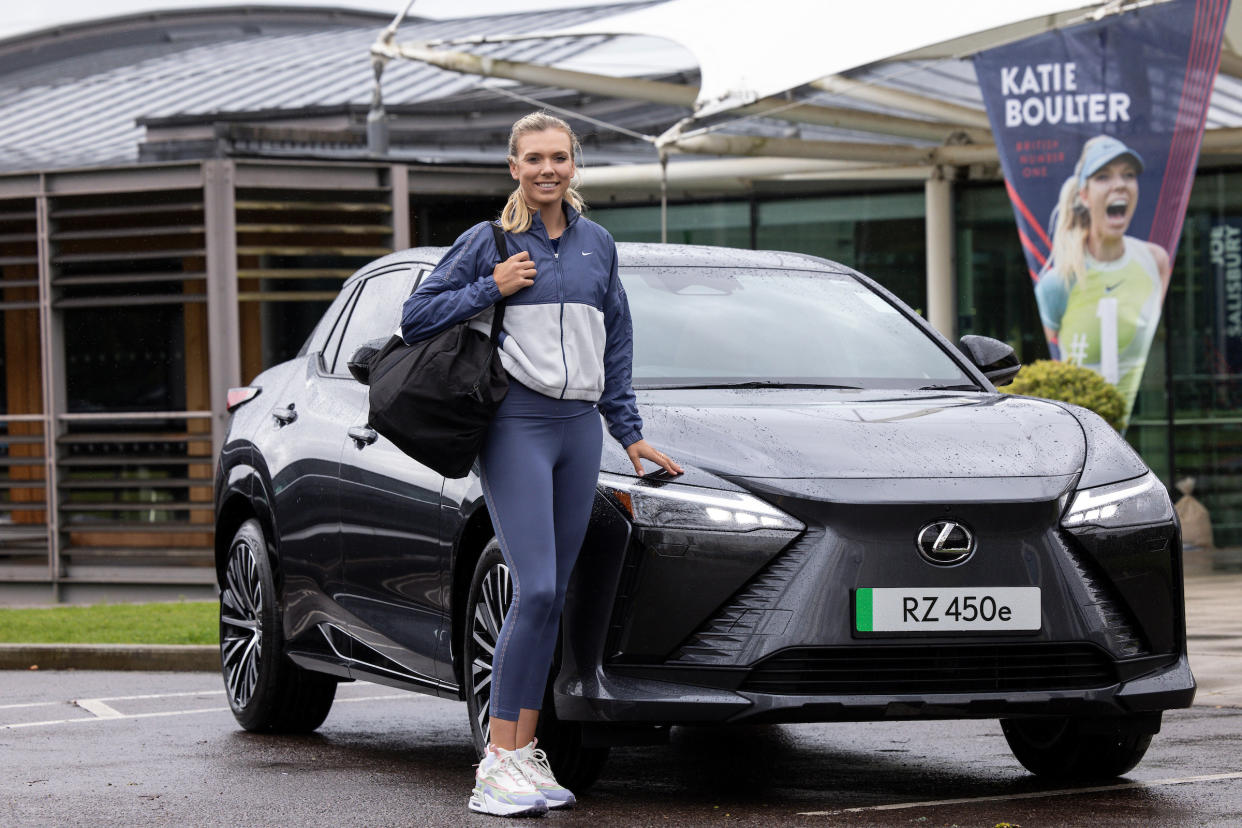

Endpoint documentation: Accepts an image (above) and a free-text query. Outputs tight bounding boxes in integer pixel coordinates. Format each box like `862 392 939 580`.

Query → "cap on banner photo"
974 0 1230 426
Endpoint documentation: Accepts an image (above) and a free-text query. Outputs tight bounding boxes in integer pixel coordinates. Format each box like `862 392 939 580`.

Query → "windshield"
622 266 975 390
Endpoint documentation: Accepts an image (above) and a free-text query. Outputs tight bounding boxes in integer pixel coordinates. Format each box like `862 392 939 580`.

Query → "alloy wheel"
220 538 264 709
469 559 512 744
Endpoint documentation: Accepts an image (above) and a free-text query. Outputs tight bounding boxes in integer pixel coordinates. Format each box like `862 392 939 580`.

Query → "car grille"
740 643 1118 695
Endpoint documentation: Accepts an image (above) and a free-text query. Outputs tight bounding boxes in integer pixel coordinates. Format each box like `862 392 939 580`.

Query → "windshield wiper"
669 381 864 390
916 383 980 391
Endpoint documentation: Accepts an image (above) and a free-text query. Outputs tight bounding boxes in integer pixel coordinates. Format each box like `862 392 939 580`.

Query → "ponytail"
1048 172 1089 288
500 111 587 234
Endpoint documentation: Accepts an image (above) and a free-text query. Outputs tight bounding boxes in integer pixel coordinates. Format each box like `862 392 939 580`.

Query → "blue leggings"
479 380 603 722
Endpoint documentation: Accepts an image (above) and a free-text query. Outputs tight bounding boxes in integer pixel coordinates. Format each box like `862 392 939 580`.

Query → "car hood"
604 389 1086 502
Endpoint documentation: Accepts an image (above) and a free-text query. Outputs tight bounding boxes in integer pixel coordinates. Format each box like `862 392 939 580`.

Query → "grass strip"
0 601 218 645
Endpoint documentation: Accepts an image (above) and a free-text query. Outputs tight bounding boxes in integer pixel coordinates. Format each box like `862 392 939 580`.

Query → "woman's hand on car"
625 439 684 477
493 251 537 297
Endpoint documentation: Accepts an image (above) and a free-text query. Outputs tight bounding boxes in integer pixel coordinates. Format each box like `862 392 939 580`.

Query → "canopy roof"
481 0 1119 118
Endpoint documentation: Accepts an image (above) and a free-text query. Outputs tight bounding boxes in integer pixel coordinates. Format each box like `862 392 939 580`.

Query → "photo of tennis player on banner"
1035 136 1171 406
974 0 1229 425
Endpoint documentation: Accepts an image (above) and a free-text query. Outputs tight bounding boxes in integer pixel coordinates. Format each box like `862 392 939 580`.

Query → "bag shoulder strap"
489 222 507 343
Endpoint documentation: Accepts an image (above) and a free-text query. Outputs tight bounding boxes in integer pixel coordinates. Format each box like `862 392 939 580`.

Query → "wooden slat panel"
236 224 391 234
60 501 204 512
236 245 390 256
53 226 205 241
235 200 391 212
60 457 204 467
238 291 340 302
60 478 200 489
65 547 213 560
51 203 204 219
235 269 355 280
59 432 212 444
52 248 206 264
54 272 207 287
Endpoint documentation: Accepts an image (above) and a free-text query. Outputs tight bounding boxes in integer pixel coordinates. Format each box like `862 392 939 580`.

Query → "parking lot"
5 666 1242 827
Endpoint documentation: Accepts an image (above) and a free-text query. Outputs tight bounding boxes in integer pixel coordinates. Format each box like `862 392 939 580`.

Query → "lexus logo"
916 520 975 566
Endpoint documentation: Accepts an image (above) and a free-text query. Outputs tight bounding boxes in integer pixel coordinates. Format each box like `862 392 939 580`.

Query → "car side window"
317 283 362 373
328 267 421 376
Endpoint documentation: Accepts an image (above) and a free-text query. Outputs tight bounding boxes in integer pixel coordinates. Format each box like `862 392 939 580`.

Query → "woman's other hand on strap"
493 251 537 297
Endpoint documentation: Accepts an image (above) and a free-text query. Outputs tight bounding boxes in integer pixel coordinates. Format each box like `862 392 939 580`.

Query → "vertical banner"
974 0 1229 423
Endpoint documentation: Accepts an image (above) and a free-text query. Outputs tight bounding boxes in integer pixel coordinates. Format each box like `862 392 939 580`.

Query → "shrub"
1001 359 1126 431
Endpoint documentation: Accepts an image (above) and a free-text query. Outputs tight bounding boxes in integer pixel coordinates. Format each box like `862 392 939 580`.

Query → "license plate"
855 587 1041 633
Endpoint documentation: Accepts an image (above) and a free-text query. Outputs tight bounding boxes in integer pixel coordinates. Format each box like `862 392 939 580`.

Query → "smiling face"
1079 158 1139 244
508 128 575 212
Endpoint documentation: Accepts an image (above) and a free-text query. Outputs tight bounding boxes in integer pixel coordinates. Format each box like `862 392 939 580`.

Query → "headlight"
597 472 804 533
1062 471 1173 529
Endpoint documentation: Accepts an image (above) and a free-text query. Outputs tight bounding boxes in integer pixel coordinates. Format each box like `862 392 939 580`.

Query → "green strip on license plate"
855 587 873 632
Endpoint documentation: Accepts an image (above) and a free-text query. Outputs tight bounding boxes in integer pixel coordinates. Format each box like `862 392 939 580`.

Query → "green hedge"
1001 360 1126 431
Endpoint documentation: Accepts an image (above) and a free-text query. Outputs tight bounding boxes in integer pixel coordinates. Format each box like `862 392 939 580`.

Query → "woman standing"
1034 135 1171 420
400 111 682 817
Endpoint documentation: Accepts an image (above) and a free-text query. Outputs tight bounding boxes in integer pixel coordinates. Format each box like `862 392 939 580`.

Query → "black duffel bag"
361 223 509 478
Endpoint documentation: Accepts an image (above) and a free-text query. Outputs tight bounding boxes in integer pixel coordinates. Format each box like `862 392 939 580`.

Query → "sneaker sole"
468 792 548 817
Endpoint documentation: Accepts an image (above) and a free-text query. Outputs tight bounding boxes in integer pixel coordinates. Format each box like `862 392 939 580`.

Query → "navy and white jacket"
400 204 643 448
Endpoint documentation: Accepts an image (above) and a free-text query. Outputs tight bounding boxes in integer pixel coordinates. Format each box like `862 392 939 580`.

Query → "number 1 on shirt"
1096 297 1120 384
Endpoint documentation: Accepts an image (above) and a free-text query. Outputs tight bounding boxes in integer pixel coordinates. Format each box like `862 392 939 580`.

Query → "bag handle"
489 222 508 346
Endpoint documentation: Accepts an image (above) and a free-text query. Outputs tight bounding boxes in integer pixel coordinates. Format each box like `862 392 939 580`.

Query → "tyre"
1001 716 1154 780
463 538 609 791
219 518 337 733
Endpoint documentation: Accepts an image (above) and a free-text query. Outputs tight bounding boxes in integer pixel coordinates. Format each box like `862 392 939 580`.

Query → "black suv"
215 243 1194 789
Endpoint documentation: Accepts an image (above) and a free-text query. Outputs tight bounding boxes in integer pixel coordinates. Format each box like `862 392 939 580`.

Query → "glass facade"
593 192 927 310
1164 171 1242 560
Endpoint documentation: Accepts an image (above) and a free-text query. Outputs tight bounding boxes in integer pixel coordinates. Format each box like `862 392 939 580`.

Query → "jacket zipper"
554 246 568 398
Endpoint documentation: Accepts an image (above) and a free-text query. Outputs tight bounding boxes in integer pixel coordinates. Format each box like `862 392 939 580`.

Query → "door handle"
272 404 297 425
348 425 378 447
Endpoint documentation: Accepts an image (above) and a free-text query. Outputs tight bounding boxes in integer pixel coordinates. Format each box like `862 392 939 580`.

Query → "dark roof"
0 3 664 172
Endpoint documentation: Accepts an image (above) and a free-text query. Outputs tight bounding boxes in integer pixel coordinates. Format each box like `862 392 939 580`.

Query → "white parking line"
3 706 231 730
2 692 420 730
75 699 123 719
797 771 1242 815
84 689 223 703
0 700 63 710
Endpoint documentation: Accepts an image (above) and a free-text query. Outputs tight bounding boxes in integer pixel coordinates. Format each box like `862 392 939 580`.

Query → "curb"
0 643 217 672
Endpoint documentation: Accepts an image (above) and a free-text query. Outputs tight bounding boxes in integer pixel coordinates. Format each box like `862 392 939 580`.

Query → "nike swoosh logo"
581 251 593 256
1105 281 1123 292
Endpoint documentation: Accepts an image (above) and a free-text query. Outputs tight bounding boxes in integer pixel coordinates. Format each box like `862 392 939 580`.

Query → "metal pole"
390 164 410 251
34 180 62 597
204 160 240 465
925 168 955 338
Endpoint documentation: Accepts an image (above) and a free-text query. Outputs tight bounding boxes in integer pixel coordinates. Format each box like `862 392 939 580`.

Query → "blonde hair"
1047 135 1131 287
500 111 586 233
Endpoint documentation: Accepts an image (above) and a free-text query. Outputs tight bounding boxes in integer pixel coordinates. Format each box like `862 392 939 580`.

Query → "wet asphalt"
3 669 1241 827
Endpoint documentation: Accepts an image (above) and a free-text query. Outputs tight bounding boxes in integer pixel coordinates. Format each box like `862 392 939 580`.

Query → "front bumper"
554 652 1195 725
558 488 1195 727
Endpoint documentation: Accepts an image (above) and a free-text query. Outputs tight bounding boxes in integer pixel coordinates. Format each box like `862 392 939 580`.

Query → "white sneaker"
468 747 548 817
515 740 576 810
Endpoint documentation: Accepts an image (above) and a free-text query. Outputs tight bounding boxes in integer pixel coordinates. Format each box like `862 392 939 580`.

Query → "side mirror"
958 335 1020 386
347 336 393 385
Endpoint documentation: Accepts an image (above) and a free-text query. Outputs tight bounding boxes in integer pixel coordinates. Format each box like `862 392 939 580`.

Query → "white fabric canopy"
523 0 1127 118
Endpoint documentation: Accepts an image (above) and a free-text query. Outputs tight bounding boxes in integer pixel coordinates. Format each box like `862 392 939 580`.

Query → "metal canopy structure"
370 0 1242 186
444 0 1113 118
